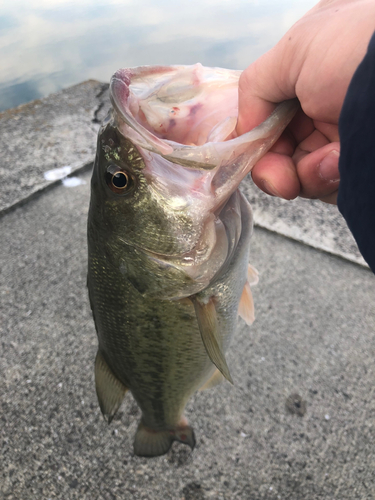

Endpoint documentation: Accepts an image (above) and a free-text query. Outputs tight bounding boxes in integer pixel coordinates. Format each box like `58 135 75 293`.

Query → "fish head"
89 65 298 299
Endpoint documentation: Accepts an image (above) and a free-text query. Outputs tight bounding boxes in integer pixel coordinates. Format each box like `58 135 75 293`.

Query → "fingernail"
261 180 282 198
319 150 340 182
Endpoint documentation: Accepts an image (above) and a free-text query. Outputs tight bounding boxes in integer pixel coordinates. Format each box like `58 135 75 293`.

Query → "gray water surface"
0 0 316 111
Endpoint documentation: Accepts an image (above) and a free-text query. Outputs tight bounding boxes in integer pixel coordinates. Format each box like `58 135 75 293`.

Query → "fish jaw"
89 122 231 299
90 118 249 300
90 65 297 299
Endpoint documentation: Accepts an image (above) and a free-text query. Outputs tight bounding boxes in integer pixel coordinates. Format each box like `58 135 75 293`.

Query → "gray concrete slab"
1 167 375 500
242 182 366 267
0 80 110 215
1 82 375 500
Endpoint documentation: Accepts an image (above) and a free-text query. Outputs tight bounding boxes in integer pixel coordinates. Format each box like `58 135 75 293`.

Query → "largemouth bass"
87 64 297 457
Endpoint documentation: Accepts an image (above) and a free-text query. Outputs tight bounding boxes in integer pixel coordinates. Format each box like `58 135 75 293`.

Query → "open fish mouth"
110 64 298 209
110 65 241 157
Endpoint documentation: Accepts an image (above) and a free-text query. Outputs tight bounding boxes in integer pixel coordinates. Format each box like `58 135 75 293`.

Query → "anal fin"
95 350 128 423
199 368 224 391
192 296 233 384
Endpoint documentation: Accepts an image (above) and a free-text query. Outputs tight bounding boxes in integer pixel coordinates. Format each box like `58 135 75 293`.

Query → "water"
0 0 316 112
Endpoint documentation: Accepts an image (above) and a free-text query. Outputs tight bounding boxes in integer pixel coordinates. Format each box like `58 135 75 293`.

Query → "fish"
87 64 297 457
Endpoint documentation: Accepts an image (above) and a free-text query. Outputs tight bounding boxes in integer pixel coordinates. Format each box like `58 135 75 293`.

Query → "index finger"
266 109 315 157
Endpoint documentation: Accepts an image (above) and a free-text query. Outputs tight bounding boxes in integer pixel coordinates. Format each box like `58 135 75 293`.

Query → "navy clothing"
338 32 375 273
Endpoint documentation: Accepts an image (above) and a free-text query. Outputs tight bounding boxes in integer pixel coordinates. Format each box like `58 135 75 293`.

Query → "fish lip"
119 237 210 272
118 214 227 285
143 248 206 280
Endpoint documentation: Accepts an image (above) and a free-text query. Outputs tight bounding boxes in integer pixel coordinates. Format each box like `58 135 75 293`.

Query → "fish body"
88 64 297 456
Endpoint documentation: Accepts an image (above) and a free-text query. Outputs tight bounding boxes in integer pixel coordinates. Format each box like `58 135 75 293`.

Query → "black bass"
87 64 297 457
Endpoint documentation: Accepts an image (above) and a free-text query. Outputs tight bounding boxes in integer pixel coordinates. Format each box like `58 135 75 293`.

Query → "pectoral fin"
192 297 233 384
247 263 259 286
238 263 259 325
95 350 128 423
238 281 255 325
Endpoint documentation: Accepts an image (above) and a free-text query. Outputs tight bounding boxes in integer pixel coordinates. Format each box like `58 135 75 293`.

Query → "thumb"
236 49 297 135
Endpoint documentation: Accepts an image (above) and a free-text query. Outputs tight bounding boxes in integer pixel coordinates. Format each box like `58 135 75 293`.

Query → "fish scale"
89 245 216 427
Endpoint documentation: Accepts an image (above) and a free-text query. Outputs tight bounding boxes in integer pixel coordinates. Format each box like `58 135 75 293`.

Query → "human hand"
237 0 375 204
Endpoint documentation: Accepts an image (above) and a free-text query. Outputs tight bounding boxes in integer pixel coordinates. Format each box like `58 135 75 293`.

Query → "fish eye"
106 164 134 194
112 171 128 189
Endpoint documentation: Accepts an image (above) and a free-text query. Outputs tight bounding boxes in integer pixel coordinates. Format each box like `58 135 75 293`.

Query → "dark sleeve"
337 32 375 273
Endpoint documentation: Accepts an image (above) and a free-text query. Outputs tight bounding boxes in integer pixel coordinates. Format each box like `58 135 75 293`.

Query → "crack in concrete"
92 83 110 124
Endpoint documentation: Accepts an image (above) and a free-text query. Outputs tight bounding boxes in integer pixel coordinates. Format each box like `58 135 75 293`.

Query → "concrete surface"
0 80 108 215
242 183 366 267
1 82 375 500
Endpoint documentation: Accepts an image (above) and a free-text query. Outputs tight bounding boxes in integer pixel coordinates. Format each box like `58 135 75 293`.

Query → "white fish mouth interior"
111 65 298 173
116 64 241 147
